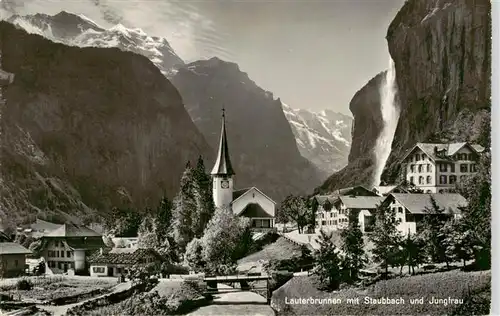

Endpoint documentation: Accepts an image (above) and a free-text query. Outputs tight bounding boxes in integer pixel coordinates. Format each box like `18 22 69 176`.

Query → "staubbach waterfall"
373 57 400 188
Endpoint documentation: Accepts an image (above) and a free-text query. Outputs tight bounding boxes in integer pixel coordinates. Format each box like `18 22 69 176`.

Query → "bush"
16 279 33 291
269 271 294 293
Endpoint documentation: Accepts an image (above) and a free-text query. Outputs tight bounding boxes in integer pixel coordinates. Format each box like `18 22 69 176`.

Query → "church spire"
211 107 235 176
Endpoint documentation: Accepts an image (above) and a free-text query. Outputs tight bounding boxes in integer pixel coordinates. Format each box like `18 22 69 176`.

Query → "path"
35 281 131 316
187 284 274 316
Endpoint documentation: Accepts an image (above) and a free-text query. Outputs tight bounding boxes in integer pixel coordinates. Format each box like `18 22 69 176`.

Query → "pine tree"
420 196 451 267
400 232 425 275
192 156 215 237
156 197 172 242
184 238 206 272
457 152 491 269
442 218 474 267
340 210 366 282
369 202 402 277
313 230 342 290
171 162 197 255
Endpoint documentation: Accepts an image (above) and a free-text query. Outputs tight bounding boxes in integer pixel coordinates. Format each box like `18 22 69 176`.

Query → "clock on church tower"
221 180 230 189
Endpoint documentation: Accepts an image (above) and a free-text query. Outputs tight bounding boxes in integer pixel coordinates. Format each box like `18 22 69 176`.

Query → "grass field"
0 276 116 302
272 270 491 315
237 237 303 272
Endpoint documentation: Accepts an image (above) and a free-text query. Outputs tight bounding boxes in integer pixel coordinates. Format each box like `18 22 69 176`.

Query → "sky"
0 0 405 115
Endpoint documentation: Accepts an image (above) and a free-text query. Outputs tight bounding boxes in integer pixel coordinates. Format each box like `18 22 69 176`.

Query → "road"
187 284 275 316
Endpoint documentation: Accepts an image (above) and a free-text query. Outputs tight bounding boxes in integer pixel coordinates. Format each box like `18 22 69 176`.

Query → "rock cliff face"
0 22 212 229
171 58 322 202
316 0 491 194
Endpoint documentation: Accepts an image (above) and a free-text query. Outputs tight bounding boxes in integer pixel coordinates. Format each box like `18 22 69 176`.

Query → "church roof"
211 109 235 176
233 188 251 200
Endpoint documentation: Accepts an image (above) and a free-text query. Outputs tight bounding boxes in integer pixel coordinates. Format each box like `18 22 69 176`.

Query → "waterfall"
373 57 400 187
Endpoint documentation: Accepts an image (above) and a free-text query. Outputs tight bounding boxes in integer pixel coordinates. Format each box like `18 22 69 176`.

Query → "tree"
369 202 402 276
280 195 312 234
398 232 426 275
457 152 491 269
443 219 474 268
137 214 160 249
192 156 216 237
171 162 197 255
200 206 251 275
184 238 206 273
313 230 342 290
106 207 142 237
340 210 366 282
420 196 452 267
155 197 173 242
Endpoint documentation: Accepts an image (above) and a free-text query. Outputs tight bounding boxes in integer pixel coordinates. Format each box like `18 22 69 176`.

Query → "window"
450 164 455 173
449 175 457 184
409 176 414 184
460 164 468 173
92 267 105 274
468 153 474 160
439 163 447 172
321 221 326 225
418 165 423 173
398 207 403 214
61 251 64 258
56 251 59 258
410 164 415 173
58 262 62 269
440 175 447 184
427 164 432 172
67 251 71 257
470 164 476 172
416 154 420 161
419 176 424 184
333 220 337 225
462 153 468 160
426 176 432 184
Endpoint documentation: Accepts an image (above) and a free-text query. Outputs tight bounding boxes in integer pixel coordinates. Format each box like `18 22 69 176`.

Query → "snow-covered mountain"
6 11 184 76
282 103 353 175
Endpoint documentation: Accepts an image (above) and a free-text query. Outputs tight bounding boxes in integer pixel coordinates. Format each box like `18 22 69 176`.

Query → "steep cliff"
315 72 385 192
171 58 322 202
0 22 212 229
316 0 491 194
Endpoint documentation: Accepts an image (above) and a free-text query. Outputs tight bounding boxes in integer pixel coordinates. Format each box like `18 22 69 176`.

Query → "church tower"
211 108 235 209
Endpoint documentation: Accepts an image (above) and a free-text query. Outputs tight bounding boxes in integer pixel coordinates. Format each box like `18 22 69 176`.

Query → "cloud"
0 0 232 62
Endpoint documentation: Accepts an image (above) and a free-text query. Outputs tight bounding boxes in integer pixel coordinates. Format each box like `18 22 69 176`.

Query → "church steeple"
211 107 235 176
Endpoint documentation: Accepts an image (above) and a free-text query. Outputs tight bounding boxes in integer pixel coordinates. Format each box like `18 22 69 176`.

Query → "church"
210 109 276 231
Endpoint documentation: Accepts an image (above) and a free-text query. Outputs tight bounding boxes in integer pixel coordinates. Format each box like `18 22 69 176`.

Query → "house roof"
44 224 101 238
314 186 379 204
211 110 235 176
401 142 483 163
0 242 32 255
336 196 384 209
88 248 164 265
388 193 467 215
64 237 106 250
31 219 62 233
239 203 273 218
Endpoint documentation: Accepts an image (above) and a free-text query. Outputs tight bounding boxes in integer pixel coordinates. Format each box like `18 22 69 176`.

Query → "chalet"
88 248 164 277
39 224 106 275
0 242 32 277
400 142 484 193
332 196 384 232
314 186 380 231
377 193 468 235
210 109 276 231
